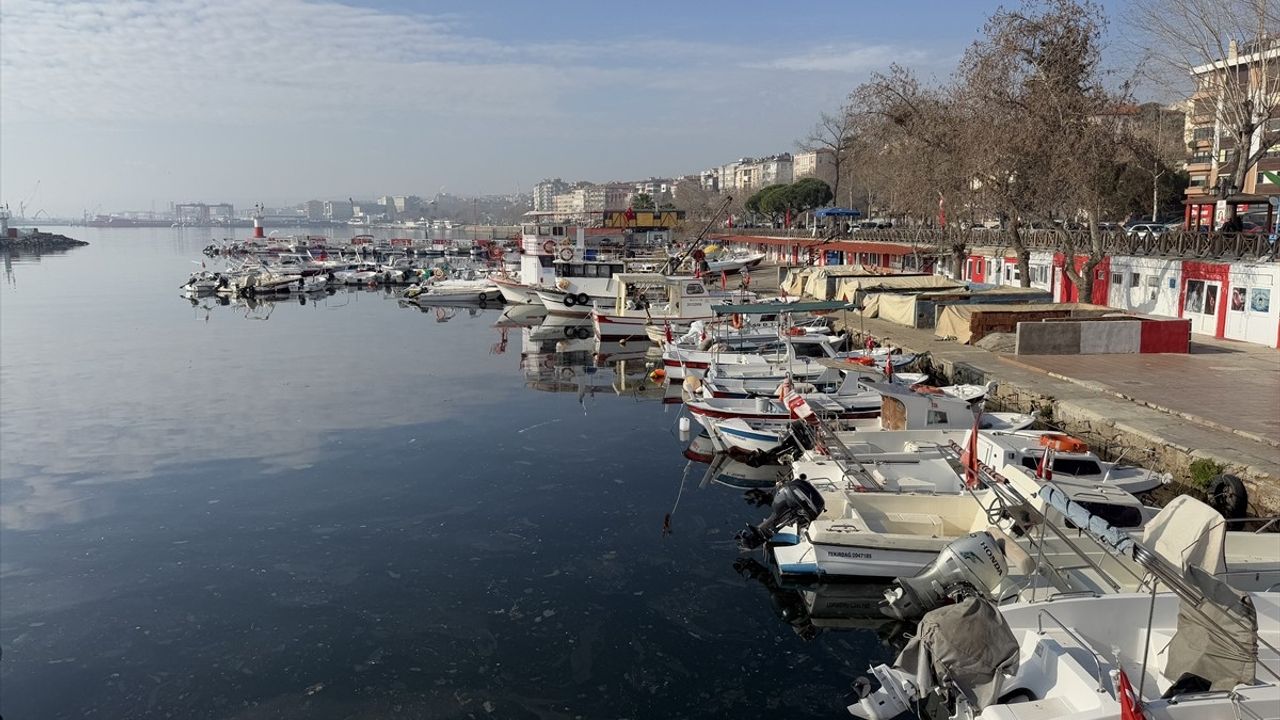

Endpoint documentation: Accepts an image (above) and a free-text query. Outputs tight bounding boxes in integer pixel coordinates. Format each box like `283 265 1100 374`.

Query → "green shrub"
1188 458 1224 489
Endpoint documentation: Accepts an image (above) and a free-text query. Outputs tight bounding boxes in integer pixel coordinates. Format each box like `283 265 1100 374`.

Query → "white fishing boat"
851 494 1280 720
976 429 1171 495
759 464 1151 579
714 383 1034 458
417 278 502 303
591 274 755 340
686 374 883 446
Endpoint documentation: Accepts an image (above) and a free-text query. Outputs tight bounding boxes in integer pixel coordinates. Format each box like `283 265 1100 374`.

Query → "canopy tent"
712 300 855 314
836 274 963 303
814 207 863 218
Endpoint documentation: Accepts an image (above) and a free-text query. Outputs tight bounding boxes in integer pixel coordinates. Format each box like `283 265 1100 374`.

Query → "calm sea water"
1 227 898 719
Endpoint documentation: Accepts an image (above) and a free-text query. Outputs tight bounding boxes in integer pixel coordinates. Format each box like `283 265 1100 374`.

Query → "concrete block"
1079 320 1141 354
1015 321 1081 355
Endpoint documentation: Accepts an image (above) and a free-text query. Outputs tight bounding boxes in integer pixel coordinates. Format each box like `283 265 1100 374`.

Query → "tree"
1125 103 1192 221
800 110 858 206
1132 0 1280 206
789 178 835 213
632 193 655 210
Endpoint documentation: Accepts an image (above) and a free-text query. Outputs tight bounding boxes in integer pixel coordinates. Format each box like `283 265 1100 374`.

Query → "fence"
721 227 1278 262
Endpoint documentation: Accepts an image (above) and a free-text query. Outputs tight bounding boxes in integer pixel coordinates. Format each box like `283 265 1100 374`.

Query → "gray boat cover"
893 597 1019 709
1164 565 1258 691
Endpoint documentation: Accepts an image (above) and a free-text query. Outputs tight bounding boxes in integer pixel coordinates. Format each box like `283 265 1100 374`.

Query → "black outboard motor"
736 478 825 550
747 420 818 466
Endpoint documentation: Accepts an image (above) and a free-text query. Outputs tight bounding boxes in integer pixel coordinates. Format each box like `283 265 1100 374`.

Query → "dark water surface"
1 228 896 719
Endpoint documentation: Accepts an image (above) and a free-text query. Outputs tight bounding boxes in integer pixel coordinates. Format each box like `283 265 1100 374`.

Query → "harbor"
4 0 1280 716
4 220 1276 718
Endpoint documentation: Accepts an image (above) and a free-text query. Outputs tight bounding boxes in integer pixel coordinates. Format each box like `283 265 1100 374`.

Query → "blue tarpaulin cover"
814 207 863 218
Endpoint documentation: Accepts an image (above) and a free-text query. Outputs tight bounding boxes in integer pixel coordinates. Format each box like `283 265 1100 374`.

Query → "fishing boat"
713 383 1034 458
591 274 755 340
850 494 1280 719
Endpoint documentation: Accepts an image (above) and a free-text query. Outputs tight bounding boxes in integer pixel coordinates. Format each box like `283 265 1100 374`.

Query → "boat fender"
682 376 702 396
563 326 578 338
730 314 743 329
563 295 577 307
575 326 591 340
1206 473 1248 519
575 293 590 306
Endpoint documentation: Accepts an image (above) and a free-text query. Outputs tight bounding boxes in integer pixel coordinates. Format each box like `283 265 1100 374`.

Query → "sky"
0 0 1136 216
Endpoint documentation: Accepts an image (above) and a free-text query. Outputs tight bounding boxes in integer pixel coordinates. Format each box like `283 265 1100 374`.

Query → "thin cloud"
756 44 931 73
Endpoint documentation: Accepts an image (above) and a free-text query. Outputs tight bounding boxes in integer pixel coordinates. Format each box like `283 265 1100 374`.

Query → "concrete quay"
829 311 1280 514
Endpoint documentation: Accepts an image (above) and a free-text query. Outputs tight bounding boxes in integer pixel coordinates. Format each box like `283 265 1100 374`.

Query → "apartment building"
1183 35 1280 229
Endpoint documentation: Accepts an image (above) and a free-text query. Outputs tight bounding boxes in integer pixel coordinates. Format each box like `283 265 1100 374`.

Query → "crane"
17 179 40 220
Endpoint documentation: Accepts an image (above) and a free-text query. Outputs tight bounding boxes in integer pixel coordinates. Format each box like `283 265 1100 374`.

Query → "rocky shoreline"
0 231 89 252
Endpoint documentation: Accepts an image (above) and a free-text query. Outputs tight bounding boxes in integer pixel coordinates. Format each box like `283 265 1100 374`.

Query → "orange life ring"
541 240 556 254
489 245 503 260
730 314 743 329
1038 433 1088 454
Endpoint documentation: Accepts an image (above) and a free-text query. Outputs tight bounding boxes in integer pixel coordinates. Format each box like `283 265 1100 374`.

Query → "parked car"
1126 223 1168 239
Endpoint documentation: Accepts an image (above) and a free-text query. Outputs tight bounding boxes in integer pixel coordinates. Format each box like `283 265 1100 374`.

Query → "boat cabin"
610 274 714 317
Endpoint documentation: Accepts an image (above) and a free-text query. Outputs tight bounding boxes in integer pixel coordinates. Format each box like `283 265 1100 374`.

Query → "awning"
814 207 863 218
711 300 856 314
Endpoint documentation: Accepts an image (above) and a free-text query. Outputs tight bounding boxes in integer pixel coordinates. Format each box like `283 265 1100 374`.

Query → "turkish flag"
624 206 636 224
1118 669 1146 720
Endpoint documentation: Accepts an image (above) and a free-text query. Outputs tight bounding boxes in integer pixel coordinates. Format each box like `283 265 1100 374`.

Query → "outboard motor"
759 419 818 465
881 532 1009 621
736 478 825 550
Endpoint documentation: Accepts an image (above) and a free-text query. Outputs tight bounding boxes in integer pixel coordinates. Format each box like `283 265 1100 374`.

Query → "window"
685 283 705 295
1205 284 1219 315
1185 279 1206 313
1192 127 1214 141
927 410 949 425
1258 171 1280 186
1130 272 1140 287
1112 272 1123 286
1188 153 1212 164
1189 175 1208 188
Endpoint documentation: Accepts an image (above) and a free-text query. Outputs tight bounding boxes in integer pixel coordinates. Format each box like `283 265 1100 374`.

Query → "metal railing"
718 227 1277 262
1037 609 1108 693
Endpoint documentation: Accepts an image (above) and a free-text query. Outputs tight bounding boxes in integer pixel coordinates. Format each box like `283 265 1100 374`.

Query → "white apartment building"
793 149 836 182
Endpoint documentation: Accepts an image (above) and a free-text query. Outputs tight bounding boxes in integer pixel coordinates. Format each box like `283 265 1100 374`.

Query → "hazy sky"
1 0 1134 216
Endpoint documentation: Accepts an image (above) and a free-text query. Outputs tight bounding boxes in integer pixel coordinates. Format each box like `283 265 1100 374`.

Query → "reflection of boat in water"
733 558 910 646
683 431 789 488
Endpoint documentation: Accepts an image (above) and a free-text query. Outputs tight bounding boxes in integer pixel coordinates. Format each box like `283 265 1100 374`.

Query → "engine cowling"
881 531 1009 621
736 478 825 550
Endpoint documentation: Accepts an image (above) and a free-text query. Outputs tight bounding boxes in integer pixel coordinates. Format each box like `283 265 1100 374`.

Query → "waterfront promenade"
830 309 1280 511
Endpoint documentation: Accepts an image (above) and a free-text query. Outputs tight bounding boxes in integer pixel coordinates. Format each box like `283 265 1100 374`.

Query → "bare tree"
1133 0 1280 203
800 109 858 207
1125 103 1192 221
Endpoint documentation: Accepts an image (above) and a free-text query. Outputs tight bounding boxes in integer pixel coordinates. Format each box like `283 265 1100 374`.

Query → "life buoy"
1038 433 1088 454
559 248 574 261
489 245 503 260
542 240 556 254
432 268 446 280
563 295 577 307
692 249 706 261
730 314 743 329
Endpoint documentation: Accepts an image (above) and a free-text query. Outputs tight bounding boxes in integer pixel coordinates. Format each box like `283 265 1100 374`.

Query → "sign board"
602 209 685 229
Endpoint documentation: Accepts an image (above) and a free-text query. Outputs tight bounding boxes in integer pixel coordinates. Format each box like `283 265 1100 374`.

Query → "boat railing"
1035 609 1108 693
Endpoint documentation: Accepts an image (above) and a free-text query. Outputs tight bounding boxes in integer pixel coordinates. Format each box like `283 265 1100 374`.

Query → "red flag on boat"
962 411 981 488
779 380 816 423
1118 669 1146 720
1036 446 1053 480
720 270 728 291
